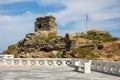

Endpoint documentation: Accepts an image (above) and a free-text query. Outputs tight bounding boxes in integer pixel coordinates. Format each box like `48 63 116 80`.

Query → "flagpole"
86 13 88 32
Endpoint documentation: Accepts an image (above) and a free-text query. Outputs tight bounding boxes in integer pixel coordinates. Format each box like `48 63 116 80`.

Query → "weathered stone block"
35 15 57 36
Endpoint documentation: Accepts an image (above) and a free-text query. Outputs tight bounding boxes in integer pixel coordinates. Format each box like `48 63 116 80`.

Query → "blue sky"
0 0 120 53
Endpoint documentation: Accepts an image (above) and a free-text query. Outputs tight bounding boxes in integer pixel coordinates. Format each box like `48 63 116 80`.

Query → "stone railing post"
44 60 48 66
19 60 23 66
62 60 67 66
3 59 7 66
84 60 91 73
27 60 31 66
11 59 14 66
53 60 57 66
36 60 39 66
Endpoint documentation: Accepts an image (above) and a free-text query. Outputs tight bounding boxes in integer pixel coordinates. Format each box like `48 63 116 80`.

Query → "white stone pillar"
44 60 48 66
19 60 23 66
11 59 14 66
36 60 39 66
3 59 7 66
53 60 57 66
84 61 91 73
74 61 80 66
27 60 31 66
62 60 67 66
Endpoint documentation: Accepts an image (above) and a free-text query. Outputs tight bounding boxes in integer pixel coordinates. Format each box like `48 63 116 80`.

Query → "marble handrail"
3 58 80 67
0 55 120 76
91 60 120 76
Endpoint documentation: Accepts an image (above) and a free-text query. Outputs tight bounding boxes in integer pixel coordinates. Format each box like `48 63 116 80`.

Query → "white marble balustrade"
91 60 120 76
0 55 120 76
3 58 80 67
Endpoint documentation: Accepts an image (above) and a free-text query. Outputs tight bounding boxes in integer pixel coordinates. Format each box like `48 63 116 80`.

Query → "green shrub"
86 30 118 42
107 54 113 58
45 36 55 42
45 36 61 42
72 48 99 59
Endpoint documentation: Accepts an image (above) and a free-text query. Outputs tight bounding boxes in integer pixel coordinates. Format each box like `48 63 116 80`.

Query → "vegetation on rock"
3 15 120 61
72 48 99 59
86 30 118 42
62 48 99 59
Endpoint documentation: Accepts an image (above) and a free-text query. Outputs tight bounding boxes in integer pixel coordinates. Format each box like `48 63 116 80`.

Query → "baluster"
44 60 48 66
19 60 22 66
36 60 39 66
53 60 57 66
62 60 66 66
27 60 31 66
3 59 7 66
11 59 14 66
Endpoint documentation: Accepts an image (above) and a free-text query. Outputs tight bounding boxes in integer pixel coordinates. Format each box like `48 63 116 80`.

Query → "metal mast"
86 13 88 32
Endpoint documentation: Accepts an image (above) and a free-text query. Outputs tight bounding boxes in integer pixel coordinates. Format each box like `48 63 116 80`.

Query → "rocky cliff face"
3 15 120 61
3 15 66 58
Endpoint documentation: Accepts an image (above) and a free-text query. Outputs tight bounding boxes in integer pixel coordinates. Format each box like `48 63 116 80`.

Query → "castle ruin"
35 15 58 37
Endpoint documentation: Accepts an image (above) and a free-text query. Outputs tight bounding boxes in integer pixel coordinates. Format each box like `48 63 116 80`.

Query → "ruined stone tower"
35 15 58 36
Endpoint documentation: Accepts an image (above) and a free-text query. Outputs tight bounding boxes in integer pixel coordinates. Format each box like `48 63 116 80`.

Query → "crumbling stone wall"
65 33 102 50
35 15 57 36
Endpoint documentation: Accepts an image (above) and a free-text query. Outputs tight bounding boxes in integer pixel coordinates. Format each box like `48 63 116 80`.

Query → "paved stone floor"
0 66 119 80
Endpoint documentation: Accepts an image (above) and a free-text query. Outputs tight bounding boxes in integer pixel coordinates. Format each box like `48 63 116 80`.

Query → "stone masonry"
35 15 57 36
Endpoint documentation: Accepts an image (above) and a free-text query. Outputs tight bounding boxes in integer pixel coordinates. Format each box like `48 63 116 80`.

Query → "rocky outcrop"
94 40 120 61
4 15 66 58
3 15 120 61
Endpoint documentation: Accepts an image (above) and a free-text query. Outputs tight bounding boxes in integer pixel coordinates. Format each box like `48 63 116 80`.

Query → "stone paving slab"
0 66 119 80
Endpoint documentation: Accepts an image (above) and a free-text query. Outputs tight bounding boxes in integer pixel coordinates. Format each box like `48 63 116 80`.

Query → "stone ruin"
17 15 59 46
35 15 58 36
65 32 103 50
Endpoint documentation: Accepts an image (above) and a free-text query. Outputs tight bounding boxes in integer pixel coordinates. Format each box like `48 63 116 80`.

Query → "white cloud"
54 0 120 23
90 11 120 21
0 0 34 4
42 0 120 34
0 12 41 28
0 12 41 52
36 0 60 6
